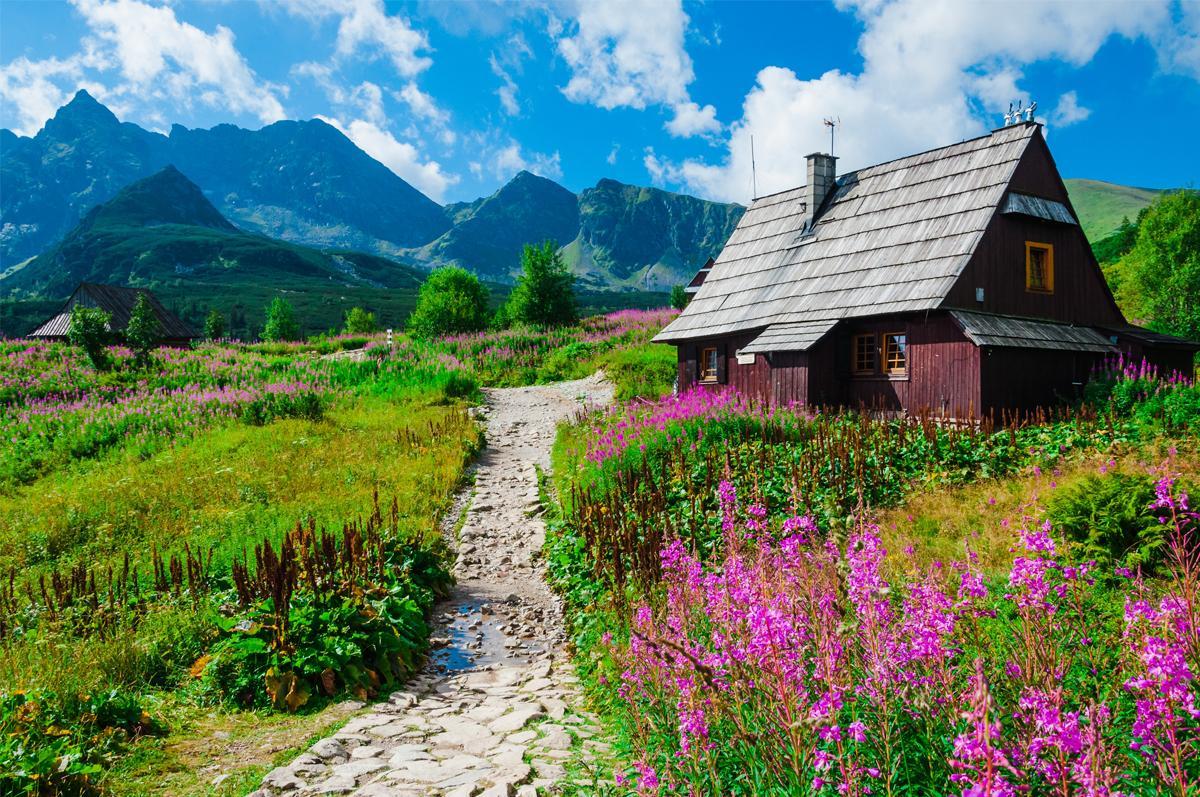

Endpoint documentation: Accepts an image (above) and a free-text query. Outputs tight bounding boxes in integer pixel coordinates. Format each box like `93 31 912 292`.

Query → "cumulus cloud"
72 0 285 123
318 114 457 201
279 0 431 77
0 54 97 136
655 0 1184 202
490 139 563 181
1051 91 1091 127
555 0 718 138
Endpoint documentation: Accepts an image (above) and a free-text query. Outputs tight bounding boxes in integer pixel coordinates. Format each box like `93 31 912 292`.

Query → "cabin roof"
950 310 1116 353
655 123 1042 343
30 283 197 339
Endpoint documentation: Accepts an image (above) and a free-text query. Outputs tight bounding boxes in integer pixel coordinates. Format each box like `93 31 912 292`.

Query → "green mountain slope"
412 173 744 288
1064 178 1166 242
0 166 436 335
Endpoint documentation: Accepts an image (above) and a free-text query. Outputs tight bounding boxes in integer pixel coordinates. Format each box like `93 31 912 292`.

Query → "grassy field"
1064 177 1166 242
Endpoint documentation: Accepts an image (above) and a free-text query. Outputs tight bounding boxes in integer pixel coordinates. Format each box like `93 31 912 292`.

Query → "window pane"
854 334 875 373
885 333 907 373
701 347 717 380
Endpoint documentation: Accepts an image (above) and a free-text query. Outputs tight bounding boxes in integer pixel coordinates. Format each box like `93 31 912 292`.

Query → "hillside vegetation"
1065 177 1166 242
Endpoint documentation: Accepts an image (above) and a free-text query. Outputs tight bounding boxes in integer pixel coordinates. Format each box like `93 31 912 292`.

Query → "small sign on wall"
736 350 756 365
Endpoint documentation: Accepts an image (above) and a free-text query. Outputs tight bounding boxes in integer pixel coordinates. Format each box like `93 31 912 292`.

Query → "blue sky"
2 0 1198 205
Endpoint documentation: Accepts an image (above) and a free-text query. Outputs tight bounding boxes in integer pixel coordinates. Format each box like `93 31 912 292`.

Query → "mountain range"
1 91 743 292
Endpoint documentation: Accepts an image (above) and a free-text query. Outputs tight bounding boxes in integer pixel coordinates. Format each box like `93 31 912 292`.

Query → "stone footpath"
253 374 614 797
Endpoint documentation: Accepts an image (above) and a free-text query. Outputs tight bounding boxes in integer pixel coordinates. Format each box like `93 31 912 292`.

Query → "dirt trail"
253 373 613 797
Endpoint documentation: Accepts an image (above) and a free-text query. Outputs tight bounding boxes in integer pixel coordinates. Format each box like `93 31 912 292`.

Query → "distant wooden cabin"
29 283 197 345
655 122 1198 416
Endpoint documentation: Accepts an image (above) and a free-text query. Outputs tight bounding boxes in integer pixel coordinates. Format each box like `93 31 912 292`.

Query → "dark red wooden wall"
945 134 1125 327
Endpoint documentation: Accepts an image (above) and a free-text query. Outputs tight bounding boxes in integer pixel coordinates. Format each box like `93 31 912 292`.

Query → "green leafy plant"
343 306 379 335
261 297 301 342
67 305 113 370
203 308 226 340
1046 471 1172 571
504 241 577 328
124 293 162 367
408 266 491 338
670 284 689 310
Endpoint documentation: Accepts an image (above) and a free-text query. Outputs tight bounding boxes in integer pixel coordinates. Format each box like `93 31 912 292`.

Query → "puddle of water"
431 602 525 673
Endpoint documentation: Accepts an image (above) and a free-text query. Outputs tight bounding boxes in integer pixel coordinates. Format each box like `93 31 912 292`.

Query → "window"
1025 241 1054 293
884 333 907 375
853 334 876 375
699 347 718 382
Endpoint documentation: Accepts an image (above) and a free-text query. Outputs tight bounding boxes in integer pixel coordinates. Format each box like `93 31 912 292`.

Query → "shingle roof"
950 310 1115 353
739 320 838 354
30 283 197 339
654 124 1042 343
1002 192 1075 225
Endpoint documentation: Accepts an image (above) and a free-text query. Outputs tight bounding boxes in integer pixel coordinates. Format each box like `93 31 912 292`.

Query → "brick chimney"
804 152 837 232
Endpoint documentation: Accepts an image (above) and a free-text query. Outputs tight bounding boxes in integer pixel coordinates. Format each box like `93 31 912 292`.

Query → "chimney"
804 152 837 233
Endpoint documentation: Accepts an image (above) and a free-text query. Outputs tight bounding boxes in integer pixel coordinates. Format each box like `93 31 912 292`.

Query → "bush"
408 266 491 338
261 297 301 342
536 340 597 382
504 241 577 328
670 284 689 310
203 308 226 340
67 305 113 370
124 293 162 366
1046 471 1174 572
343 306 379 335
605 343 677 400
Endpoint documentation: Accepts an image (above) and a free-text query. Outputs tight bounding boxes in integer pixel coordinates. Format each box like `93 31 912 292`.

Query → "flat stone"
311 739 348 760
312 774 358 793
478 784 514 797
262 767 306 791
536 726 572 751
332 759 388 779
489 707 544 734
521 678 553 693
350 745 385 760
386 745 433 766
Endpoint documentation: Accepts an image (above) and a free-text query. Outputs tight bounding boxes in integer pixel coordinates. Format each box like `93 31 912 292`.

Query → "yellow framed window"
699 347 718 382
884 332 907 376
853 333 876 375
1025 241 1054 293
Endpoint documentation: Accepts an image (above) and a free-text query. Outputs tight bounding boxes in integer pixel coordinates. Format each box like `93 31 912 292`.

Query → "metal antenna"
823 117 840 155
750 134 758 199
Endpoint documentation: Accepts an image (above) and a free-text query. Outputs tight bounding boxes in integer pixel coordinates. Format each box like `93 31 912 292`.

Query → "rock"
536 726 572 750
312 774 358 793
263 767 306 790
310 738 348 761
478 784 515 797
332 759 388 779
489 706 544 734
350 745 385 760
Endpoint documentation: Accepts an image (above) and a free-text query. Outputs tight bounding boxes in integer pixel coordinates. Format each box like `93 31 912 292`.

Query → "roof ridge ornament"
1003 100 1037 126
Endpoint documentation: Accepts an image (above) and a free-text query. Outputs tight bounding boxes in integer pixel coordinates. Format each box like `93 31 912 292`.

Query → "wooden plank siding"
944 136 1125 327
830 313 980 416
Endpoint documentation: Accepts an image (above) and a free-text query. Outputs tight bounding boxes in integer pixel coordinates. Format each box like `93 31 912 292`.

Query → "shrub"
605 343 677 400
670 284 689 310
343 306 379 335
203 308 226 340
504 241 577 328
261 297 301 342
1046 471 1171 571
408 266 491 338
536 340 596 382
124 293 162 366
67 305 113 370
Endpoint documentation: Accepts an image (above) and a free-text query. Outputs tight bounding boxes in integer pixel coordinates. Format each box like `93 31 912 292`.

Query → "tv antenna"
823 117 840 155
750 134 758 199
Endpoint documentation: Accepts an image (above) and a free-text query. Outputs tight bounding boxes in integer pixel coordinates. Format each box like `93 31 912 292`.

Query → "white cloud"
606 143 619 166
657 0 1184 202
1051 91 1091 127
554 0 717 138
0 54 96 136
491 140 562 181
489 33 533 116
396 81 448 125
280 0 431 77
72 0 285 124
318 114 457 201
666 100 719 138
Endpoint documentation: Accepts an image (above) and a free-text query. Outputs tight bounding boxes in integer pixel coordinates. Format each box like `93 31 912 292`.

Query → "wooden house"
29 282 197 345
655 122 1197 416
